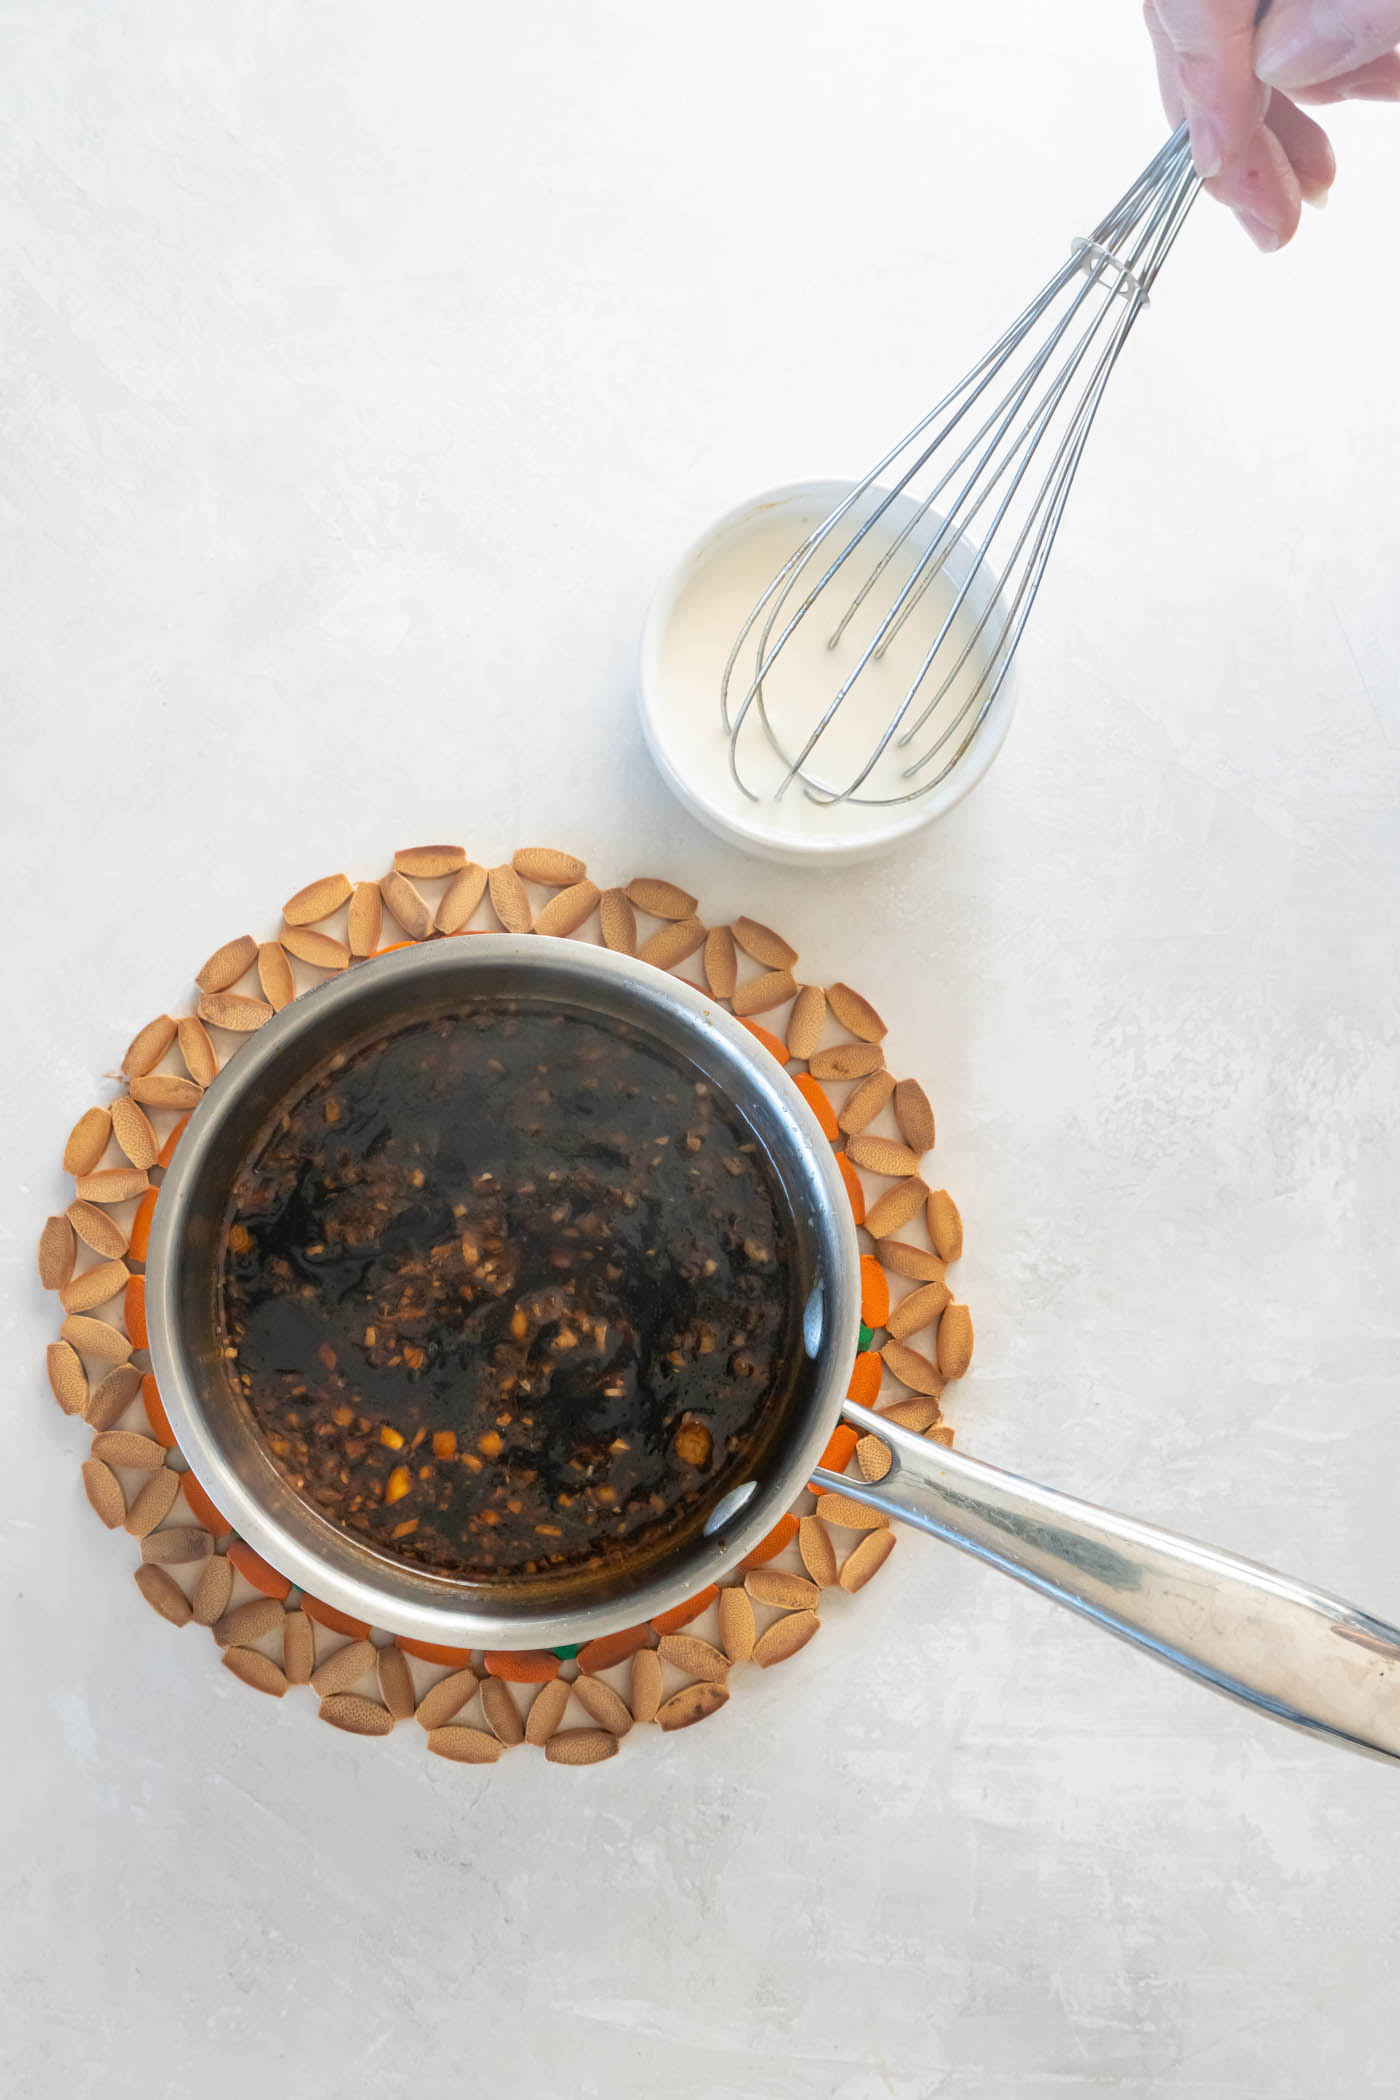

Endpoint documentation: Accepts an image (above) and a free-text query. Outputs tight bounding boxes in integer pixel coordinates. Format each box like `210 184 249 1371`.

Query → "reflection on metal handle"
819 1402 1400 1764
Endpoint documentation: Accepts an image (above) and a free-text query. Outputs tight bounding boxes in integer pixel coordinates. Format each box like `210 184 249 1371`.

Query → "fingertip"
1339 78 1400 101
1301 158 1335 208
1301 161 1335 210
1236 210 1284 252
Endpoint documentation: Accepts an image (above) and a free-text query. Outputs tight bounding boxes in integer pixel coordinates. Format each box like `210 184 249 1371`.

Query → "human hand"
1144 0 1400 248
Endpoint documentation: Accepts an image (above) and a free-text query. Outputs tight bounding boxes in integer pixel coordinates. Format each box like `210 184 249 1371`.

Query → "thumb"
1257 0 1400 88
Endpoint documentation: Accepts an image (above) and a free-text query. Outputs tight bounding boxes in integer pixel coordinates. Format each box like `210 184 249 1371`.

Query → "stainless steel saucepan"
147 937 1400 1761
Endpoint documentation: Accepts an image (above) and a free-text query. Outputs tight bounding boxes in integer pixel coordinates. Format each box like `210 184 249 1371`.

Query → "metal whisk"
722 125 1201 808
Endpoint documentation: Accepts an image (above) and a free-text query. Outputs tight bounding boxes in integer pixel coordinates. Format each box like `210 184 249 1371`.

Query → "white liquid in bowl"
641 480 1017 865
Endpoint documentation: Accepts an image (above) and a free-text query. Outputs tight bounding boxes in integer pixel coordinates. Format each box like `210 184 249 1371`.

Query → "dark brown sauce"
216 999 800 1583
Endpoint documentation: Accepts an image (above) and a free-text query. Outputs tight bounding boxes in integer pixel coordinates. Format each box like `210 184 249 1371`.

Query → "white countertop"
4 3 1398 2093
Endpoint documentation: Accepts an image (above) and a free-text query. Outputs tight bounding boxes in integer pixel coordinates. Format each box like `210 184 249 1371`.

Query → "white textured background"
3 3 1398 2094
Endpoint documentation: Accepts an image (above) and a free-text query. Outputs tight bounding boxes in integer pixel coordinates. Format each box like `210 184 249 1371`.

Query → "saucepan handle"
816 1401 1400 1764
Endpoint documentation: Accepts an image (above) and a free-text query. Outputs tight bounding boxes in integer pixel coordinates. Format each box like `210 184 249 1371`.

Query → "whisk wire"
896 156 1200 769
721 124 1201 808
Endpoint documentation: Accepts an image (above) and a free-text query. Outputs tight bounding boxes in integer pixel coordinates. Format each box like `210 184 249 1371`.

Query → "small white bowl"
639 478 1019 867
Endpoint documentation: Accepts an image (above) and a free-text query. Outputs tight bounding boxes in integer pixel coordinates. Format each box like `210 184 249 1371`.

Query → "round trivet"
38 848 973 1767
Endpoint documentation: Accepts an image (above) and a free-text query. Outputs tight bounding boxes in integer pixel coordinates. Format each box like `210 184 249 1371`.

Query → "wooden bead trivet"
39 849 974 1767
